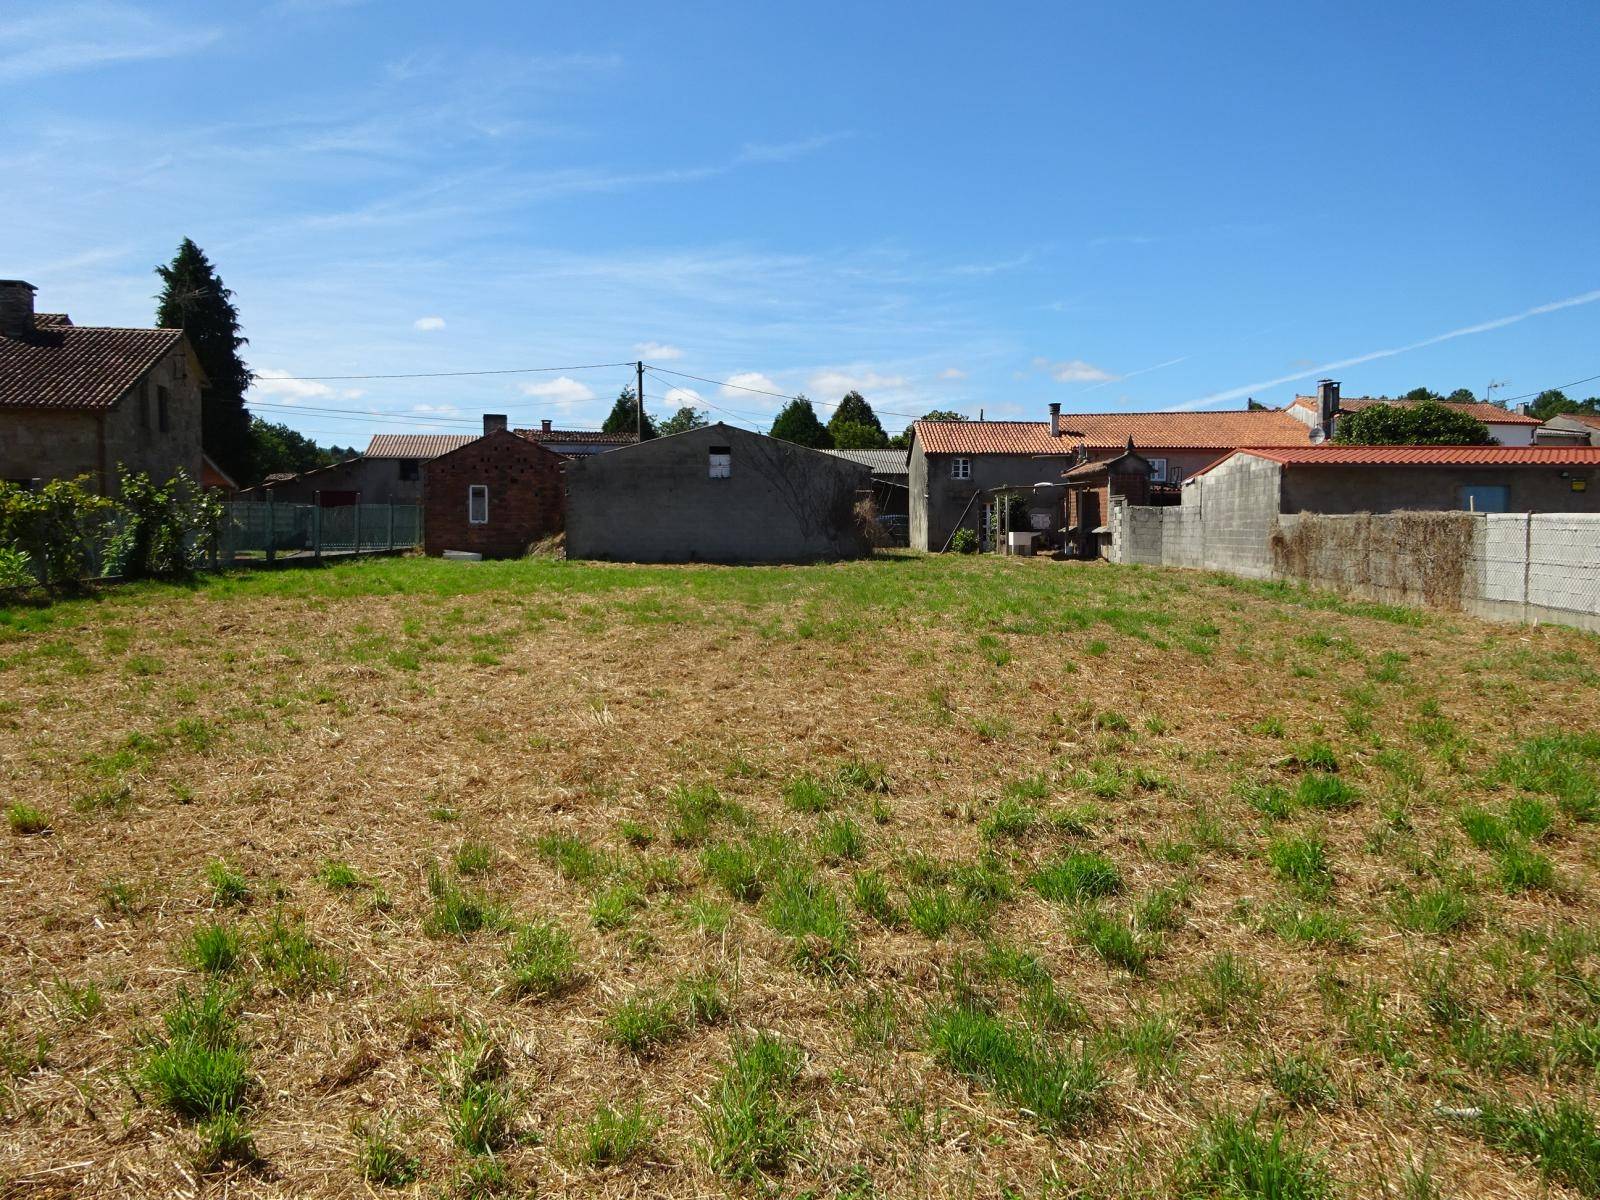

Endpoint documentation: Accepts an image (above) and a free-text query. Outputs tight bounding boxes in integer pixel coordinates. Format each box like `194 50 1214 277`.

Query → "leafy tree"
247 418 344 482
1525 389 1600 421
658 405 709 437
155 239 253 484
1335 399 1492 445
826 391 887 448
601 386 656 440
1397 387 1444 405
769 396 832 448
1444 388 1482 406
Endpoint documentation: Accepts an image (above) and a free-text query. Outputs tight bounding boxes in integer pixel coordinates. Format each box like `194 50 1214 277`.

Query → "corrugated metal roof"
913 410 1311 455
0 323 184 410
822 448 909 474
1200 445 1600 475
365 433 479 458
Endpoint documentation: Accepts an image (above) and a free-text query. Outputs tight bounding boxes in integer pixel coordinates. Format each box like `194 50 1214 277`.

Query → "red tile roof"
913 410 1312 455
0 322 184 410
1200 445 1600 475
515 427 636 446
1290 395 1541 425
1553 411 1600 430
364 433 480 458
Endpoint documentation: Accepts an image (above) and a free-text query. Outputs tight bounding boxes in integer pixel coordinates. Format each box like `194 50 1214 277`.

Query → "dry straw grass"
1 552 1597 1198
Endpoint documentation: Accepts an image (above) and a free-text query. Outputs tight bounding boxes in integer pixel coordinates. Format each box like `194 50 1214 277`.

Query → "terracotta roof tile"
1291 394 1542 425
913 410 1311 455
0 323 184 410
515 427 636 446
1202 445 1600 475
364 433 479 458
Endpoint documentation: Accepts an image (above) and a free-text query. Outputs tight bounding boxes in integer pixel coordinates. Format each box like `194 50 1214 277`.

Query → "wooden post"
636 360 645 442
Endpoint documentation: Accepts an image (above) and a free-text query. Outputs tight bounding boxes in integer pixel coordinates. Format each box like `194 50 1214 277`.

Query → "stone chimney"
0 280 36 338
1049 402 1061 437
483 413 507 435
1316 379 1341 431
541 418 552 433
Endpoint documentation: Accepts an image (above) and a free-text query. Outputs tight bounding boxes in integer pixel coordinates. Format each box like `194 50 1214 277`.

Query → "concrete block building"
0 279 204 493
566 422 872 563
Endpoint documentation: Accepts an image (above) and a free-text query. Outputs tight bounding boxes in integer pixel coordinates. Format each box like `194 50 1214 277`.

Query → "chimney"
0 280 36 338
541 418 552 433
1316 379 1341 430
483 413 507 435
1048 402 1061 437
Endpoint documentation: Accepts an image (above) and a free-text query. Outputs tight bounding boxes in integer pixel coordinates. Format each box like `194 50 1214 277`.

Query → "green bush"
0 475 112 588
949 526 979 554
106 468 223 580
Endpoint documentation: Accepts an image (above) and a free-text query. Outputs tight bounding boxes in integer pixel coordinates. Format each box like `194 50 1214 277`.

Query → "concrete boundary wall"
1113 496 1600 632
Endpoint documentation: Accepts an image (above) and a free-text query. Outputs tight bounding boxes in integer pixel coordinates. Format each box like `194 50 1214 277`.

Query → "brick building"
0 279 204 492
421 418 566 557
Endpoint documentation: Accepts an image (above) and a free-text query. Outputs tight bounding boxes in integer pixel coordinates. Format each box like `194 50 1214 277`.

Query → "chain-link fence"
217 501 422 563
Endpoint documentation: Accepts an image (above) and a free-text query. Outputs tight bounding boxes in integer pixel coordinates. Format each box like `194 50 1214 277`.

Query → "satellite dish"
1309 427 1327 444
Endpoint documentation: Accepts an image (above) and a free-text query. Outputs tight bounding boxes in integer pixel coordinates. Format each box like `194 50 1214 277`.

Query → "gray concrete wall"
242 457 415 505
565 423 873 563
1282 464 1600 514
1111 451 1280 577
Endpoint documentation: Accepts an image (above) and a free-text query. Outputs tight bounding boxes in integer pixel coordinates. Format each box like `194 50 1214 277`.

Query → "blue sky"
4 1 1598 442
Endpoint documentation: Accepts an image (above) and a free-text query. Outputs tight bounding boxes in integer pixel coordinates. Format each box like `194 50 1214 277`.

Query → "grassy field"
3 552 1599 1198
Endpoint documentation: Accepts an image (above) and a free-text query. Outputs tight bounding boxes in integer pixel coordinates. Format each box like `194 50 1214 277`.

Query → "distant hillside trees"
249 418 351 479
1335 400 1492 445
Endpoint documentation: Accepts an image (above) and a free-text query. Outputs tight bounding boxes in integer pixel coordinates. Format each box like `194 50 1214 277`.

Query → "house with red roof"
1285 379 1542 445
905 401 1313 551
0 279 205 493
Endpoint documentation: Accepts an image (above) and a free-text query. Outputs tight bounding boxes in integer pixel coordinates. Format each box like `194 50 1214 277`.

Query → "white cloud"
634 341 684 360
1033 357 1115 384
413 315 446 331
809 369 909 397
519 376 596 404
722 371 781 398
939 367 966 381
661 386 702 407
250 367 335 403
0 4 222 82
411 403 460 416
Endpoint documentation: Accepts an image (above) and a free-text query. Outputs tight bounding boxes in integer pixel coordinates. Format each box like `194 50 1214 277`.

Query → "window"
708 446 732 479
398 458 420 482
468 485 489 523
951 457 972 480
1147 457 1168 483
157 385 170 433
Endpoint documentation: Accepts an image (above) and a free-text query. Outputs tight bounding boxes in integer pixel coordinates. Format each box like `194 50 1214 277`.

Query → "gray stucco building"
565 422 873 563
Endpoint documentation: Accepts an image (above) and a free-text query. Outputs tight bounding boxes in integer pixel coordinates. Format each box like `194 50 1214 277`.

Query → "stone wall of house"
0 344 201 493
422 430 564 558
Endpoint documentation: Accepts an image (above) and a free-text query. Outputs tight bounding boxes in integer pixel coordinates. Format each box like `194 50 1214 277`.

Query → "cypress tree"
155 239 253 482
769 396 832 448
601 386 656 439
826 390 888 448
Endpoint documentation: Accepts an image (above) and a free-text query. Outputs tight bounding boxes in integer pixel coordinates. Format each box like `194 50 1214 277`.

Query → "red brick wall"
422 430 565 558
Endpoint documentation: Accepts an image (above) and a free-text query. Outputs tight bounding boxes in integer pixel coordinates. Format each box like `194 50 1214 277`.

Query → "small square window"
951 457 972 480
1147 457 1168 483
398 458 420 481
468 484 489 523
708 446 732 479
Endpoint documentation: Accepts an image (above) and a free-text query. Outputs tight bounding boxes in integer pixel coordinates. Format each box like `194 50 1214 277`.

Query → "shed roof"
364 433 479 459
1195 445 1600 477
821 448 909 475
0 322 185 410
913 410 1310 455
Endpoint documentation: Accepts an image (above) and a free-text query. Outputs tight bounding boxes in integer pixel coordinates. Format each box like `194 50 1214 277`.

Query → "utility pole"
636 360 645 441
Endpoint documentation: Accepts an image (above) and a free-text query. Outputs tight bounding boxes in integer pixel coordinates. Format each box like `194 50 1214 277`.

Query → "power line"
258 361 634 382
1500 372 1600 404
646 365 930 420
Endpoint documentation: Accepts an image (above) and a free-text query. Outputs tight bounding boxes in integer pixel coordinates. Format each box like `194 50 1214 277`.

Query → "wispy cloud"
810 368 909 397
1177 288 1600 409
519 377 597 405
1033 357 1115 383
723 372 781 398
736 132 851 164
412 315 446 331
661 386 702 406
939 367 966 380
0 3 222 82
250 367 364 403
634 341 684 360
951 250 1039 277
1077 354 1190 394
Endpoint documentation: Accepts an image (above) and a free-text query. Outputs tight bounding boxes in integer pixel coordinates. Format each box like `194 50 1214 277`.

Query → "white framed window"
708 446 732 479
1147 457 1168 483
468 485 489 524
951 457 972 480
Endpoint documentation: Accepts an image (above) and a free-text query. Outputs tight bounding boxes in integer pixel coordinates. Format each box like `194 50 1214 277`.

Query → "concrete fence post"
387 504 395 552
313 504 321 560
265 495 276 564
1523 512 1533 623
353 501 362 556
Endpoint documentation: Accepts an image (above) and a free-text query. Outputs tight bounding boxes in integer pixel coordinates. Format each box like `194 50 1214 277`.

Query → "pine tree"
155 239 253 482
769 396 832 448
826 390 887 448
658 405 709 436
601 386 656 439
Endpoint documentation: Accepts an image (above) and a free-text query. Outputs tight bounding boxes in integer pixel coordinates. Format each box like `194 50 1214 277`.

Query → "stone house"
1284 379 1542 445
0 279 204 493
421 420 566 558
566 422 872 563
906 403 1311 551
